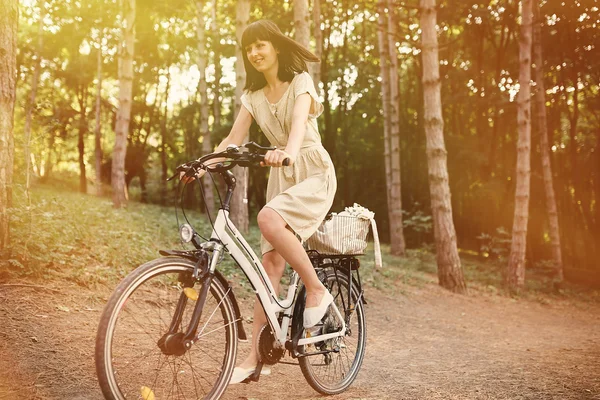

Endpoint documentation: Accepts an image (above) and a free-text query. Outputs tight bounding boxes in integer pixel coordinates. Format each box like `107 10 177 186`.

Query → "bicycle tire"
95 257 238 400
299 269 366 395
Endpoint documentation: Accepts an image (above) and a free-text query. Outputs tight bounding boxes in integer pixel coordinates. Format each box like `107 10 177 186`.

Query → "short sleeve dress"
240 72 337 255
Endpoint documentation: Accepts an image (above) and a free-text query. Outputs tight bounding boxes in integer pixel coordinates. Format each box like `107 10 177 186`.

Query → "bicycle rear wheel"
95 257 238 400
299 268 366 395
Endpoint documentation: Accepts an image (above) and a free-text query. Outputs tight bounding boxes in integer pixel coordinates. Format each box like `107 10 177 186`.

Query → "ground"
0 275 599 400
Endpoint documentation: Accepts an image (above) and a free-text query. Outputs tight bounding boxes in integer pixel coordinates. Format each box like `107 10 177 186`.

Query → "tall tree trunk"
294 0 310 48
311 0 322 89
387 1 406 255
197 0 215 217
420 0 466 293
112 0 135 208
95 38 103 196
336 0 349 204
507 0 533 291
0 0 17 250
24 2 45 202
377 2 394 250
78 91 87 193
595 127 600 234
160 72 171 205
211 0 221 130
321 26 334 158
532 0 563 283
231 0 250 232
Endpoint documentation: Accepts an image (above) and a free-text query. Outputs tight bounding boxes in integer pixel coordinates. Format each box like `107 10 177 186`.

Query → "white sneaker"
303 291 334 328
229 365 271 385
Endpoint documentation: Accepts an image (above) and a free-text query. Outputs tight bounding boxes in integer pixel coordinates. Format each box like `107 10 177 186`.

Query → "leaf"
140 386 156 400
183 287 198 301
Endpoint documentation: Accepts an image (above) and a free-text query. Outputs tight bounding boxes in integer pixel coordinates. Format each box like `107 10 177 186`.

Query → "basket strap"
369 218 383 268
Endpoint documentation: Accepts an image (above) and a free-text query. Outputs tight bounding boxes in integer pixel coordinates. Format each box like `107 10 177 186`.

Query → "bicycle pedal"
243 369 262 383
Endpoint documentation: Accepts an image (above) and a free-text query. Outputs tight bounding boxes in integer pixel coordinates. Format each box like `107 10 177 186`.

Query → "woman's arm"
263 93 312 167
181 105 253 181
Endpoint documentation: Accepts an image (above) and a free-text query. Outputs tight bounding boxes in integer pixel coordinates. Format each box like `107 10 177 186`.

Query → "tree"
0 0 18 250
311 0 322 87
378 1 405 257
377 1 393 249
231 0 250 232
420 0 466 293
532 0 563 283
112 0 136 208
387 2 406 255
196 1 215 217
94 32 104 196
507 0 533 291
211 0 221 130
294 0 310 48
23 1 45 202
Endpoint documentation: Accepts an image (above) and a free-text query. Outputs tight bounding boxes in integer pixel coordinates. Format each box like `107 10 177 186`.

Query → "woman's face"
245 39 279 73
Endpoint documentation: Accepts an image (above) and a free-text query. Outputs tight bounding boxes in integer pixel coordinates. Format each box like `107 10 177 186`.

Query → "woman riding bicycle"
184 19 337 384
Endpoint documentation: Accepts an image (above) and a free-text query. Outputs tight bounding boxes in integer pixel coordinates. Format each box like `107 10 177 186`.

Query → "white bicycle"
95 142 367 400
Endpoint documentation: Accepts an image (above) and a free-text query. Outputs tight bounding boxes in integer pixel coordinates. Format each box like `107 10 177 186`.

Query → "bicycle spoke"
98 262 236 400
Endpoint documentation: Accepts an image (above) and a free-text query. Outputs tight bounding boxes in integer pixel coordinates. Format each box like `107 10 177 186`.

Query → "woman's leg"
237 250 286 369
257 207 327 309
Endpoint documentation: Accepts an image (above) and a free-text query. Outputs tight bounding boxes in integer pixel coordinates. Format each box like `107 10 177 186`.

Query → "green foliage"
12 0 600 283
3 182 192 285
476 227 512 263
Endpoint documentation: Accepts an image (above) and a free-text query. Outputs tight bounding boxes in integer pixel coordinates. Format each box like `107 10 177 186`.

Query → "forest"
1 0 599 291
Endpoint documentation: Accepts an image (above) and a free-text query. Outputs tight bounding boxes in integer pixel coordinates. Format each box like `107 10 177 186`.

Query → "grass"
3 180 599 305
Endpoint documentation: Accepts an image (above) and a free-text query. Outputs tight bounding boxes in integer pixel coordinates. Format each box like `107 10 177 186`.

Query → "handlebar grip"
282 158 290 167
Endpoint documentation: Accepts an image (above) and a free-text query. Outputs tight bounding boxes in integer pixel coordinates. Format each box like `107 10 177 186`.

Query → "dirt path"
0 279 599 400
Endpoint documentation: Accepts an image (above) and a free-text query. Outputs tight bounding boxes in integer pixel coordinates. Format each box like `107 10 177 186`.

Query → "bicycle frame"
209 208 346 348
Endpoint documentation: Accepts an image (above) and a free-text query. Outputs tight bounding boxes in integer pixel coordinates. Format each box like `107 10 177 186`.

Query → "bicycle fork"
157 244 224 356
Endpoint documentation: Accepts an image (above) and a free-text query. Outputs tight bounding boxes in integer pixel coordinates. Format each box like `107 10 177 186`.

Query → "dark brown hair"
241 20 320 92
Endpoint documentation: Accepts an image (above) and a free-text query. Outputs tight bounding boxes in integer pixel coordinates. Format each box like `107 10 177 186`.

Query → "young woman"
185 19 337 384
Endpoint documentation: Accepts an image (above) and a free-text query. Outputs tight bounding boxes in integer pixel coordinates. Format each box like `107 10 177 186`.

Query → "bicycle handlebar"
167 142 289 181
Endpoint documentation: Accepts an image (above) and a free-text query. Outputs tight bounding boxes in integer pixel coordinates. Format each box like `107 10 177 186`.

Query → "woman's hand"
179 168 206 183
262 149 294 167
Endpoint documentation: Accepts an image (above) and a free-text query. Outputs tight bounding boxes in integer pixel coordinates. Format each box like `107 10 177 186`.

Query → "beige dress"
241 72 337 255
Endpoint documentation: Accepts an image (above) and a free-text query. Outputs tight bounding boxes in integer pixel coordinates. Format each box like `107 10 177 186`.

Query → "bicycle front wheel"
95 257 238 400
299 268 367 395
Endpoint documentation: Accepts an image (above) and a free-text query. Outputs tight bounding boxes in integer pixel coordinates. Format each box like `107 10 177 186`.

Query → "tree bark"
387 1 406 255
211 0 221 130
24 1 45 202
112 0 135 208
311 0 322 89
420 0 466 293
0 0 18 250
231 0 250 232
507 0 533 291
95 40 103 196
197 0 215 217
78 90 87 194
532 0 563 283
377 1 393 248
160 72 171 205
294 0 310 48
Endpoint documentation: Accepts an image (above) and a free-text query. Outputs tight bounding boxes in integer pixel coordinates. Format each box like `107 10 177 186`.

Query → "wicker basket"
305 214 371 255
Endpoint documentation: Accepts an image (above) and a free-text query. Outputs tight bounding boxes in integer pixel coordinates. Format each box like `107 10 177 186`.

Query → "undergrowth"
2 181 599 305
